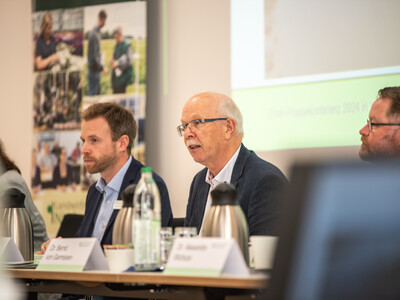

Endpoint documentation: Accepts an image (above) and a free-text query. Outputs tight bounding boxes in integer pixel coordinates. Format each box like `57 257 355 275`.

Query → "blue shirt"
91 157 132 242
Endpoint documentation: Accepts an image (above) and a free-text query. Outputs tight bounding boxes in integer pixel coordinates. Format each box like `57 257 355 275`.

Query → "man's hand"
37 236 63 254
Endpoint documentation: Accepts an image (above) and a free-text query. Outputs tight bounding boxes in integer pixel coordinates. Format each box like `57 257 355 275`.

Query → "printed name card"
36 238 109 271
164 237 249 276
0 237 24 263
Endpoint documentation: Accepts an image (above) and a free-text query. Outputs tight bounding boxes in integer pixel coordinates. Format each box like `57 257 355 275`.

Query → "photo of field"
82 38 146 96
83 2 146 97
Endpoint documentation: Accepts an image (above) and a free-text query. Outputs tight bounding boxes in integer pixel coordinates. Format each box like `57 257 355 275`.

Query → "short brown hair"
99 9 107 20
379 86 400 117
0 139 21 174
81 102 136 154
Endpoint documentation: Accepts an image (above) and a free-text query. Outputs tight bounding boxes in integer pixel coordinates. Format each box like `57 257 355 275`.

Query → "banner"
32 1 147 237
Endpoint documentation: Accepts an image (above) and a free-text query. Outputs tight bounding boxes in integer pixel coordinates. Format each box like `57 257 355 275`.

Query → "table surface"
8 269 269 290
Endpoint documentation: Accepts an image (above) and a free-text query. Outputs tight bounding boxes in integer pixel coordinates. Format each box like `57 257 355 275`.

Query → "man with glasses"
359 86 400 161
178 92 288 236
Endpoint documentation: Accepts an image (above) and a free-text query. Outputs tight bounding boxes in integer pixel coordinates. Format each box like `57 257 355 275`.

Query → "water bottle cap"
141 167 152 173
210 183 238 206
1 188 26 208
121 184 136 207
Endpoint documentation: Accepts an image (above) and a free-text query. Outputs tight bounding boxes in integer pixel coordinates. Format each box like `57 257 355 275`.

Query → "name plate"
164 237 249 276
36 238 109 271
0 237 24 263
113 200 123 210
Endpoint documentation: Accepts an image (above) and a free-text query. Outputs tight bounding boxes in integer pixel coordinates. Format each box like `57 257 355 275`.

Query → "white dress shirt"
200 145 241 234
91 156 132 242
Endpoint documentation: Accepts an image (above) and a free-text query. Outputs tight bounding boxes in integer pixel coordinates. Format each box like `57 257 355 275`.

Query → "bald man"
177 92 288 236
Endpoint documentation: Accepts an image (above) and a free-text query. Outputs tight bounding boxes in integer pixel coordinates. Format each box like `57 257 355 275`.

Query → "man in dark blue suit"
178 92 287 236
41 102 173 252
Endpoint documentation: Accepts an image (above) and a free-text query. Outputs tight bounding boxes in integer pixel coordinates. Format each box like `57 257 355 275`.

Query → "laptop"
267 161 400 300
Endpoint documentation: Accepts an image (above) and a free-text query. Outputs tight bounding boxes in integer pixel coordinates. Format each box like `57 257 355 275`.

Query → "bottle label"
134 219 151 265
151 219 161 263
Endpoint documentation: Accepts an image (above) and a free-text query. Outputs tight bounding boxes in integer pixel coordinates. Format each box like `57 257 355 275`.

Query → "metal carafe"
112 184 136 245
201 183 249 266
1 188 34 262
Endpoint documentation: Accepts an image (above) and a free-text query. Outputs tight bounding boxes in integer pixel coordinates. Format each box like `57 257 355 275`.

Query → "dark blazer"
184 144 288 236
76 157 173 246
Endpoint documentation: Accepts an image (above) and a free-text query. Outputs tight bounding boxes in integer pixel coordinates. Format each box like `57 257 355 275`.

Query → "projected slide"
231 0 400 151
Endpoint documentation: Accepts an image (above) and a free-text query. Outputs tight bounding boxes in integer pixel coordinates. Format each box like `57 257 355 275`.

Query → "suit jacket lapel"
87 189 104 237
101 157 142 243
230 144 250 188
194 179 210 230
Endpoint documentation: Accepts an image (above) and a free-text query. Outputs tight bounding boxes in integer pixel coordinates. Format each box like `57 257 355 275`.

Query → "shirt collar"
205 145 241 188
96 156 132 194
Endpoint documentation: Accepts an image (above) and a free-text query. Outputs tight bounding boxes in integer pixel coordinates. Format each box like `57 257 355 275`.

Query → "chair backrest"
172 217 184 231
56 214 84 238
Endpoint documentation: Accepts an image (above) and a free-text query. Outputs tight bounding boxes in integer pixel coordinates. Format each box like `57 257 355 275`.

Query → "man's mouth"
361 137 368 145
188 145 201 150
83 156 95 163
186 141 202 150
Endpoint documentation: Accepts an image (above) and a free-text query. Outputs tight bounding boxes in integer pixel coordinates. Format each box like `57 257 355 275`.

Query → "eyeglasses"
367 119 400 132
177 118 228 137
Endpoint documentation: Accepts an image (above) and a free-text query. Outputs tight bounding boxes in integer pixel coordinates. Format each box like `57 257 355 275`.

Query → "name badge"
113 200 123 210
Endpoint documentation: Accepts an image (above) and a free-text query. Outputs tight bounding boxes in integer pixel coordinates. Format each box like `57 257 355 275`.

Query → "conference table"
8 268 268 299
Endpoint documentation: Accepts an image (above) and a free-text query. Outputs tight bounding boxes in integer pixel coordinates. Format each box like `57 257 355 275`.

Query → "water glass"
160 227 173 269
174 226 198 238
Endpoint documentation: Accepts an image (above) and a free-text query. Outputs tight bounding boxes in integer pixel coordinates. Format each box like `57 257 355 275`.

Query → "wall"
0 0 358 220
146 0 231 217
0 0 33 180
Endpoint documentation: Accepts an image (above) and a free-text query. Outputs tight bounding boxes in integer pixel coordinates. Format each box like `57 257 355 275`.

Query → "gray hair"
219 96 244 137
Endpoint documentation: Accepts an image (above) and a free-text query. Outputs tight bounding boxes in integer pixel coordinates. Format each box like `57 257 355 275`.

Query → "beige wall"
0 0 358 219
146 0 231 217
0 0 33 181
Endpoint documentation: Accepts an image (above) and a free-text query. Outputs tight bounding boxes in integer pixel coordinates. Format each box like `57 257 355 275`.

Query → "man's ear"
224 118 236 139
118 135 129 152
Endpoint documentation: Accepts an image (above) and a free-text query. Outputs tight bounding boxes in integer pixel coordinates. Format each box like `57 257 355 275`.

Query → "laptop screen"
268 161 400 300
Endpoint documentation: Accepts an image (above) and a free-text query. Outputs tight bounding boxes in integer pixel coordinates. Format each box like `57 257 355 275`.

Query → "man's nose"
359 123 370 136
184 125 195 139
81 142 89 153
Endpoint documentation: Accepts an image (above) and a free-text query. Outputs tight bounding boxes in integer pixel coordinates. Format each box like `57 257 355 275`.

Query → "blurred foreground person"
359 86 400 161
179 92 288 236
0 139 48 251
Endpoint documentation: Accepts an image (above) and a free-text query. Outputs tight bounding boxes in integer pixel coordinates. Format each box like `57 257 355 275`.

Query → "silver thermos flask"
1 188 34 262
112 184 136 245
201 183 250 266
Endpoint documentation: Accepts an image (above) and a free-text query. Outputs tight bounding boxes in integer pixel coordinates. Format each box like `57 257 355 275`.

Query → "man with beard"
178 92 288 236
41 102 173 251
359 86 400 161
